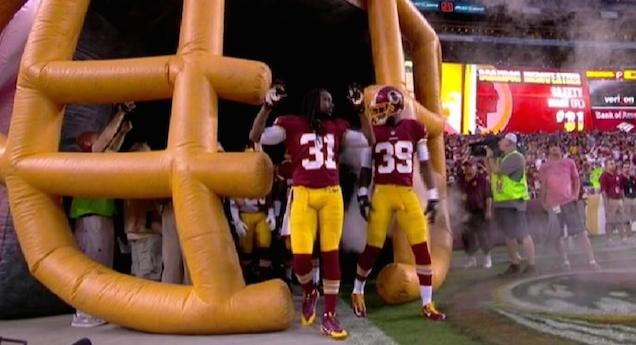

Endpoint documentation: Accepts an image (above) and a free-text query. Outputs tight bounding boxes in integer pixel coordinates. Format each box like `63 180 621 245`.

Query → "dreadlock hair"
301 88 329 135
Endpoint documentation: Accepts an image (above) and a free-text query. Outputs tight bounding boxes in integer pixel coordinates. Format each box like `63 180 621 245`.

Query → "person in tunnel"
350 86 446 321
249 83 373 340
69 102 133 328
229 145 277 283
124 142 163 281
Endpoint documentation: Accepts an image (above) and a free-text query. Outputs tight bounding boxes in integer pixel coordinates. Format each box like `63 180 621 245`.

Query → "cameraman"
485 133 537 276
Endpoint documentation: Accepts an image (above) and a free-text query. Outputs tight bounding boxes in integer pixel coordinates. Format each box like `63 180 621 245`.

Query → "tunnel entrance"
89 0 375 152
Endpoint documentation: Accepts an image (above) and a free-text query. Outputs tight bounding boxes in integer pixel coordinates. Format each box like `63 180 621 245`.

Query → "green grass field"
342 238 636 345
361 281 485 345
341 265 499 345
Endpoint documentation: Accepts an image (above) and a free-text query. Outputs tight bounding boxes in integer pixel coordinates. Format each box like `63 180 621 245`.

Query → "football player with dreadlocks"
249 83 373 340
350 86 446 321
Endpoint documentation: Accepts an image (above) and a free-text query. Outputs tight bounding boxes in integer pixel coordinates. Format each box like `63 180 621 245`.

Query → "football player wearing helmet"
351 86 446 321
230 196 276 282
249 84 373 340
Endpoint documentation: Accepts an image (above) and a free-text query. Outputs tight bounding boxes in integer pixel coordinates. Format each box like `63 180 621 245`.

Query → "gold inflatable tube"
29 55 270 105
397 0 443 115
17 152 171 198
366 0 452 304
5 0 293 334
367 0 405 87
192 152 274 198
31 57 177 103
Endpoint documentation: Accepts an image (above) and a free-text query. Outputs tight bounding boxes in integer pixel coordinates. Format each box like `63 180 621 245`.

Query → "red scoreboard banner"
471 66 593 134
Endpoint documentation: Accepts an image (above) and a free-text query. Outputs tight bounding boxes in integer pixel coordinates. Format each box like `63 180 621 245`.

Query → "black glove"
357 187 371 221
425 199 438 222
117 101 136 114
425 188 439 223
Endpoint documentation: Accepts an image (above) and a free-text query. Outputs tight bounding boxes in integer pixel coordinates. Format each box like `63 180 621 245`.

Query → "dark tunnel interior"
87 0 375 154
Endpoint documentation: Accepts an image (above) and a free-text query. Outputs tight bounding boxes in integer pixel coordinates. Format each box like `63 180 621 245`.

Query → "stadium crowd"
445 130 636 198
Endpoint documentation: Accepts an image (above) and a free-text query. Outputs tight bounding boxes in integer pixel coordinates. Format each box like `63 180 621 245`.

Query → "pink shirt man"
539 158 580 208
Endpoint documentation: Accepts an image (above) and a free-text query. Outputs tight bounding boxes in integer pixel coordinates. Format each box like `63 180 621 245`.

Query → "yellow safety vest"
491 150 530 202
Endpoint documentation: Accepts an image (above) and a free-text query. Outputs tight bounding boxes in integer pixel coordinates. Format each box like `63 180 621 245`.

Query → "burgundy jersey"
274 115 350 188
277 159 294 184
372 119 427 186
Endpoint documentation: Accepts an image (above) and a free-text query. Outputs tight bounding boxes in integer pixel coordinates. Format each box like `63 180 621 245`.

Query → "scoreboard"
586 69 636 132
468 66 593 134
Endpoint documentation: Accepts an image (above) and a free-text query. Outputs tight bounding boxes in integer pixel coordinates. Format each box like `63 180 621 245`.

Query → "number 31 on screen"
556 110 584 132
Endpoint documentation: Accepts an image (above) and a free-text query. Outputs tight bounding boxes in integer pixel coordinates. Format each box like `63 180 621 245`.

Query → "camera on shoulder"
468 135 502 157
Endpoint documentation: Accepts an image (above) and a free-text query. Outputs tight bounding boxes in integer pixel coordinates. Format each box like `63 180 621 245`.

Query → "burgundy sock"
293 253 315 294
356 245 382 281
412 242 433 285
324 294 337 314
321 250 341 314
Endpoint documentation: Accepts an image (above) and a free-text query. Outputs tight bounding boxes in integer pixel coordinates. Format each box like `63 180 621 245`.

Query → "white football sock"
420 285 432 306
312 267 320 285
353 279 366 294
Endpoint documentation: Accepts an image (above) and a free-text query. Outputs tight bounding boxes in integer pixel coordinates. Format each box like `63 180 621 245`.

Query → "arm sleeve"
360 146 372 168
416 140 430 162
343 129 368 148
229 200 241 223
500 153 525 181
412 120 429 162
261 126 286 145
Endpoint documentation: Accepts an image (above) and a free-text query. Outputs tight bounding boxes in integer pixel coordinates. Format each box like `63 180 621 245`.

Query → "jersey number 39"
376 141 413 174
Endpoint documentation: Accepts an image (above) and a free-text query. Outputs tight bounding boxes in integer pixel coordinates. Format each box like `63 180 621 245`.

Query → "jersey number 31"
301 133 336 170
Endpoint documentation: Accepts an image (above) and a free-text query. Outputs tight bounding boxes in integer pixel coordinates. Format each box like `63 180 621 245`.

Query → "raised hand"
347 83 364 110
265 82 287 108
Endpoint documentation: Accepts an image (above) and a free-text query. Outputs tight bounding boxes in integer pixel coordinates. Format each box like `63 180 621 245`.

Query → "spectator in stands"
485 133 536 276
622 163 636 240
600 158 629 243
539 141 600 271
459 159 493 269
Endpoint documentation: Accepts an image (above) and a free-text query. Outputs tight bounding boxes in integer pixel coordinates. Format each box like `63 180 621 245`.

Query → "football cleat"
301 289 319 326
320 312 348 340
421 302 446 321
351 293 367 318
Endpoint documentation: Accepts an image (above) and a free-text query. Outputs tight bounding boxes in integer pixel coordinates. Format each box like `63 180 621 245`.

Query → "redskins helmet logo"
369 86 405 126
387 89 403 105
